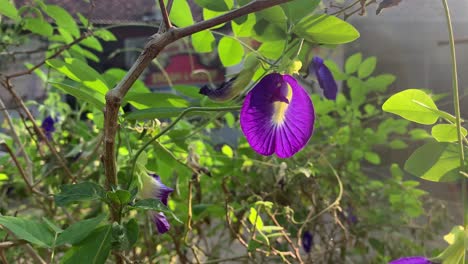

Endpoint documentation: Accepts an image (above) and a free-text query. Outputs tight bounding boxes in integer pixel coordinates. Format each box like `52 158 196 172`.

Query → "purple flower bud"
199 77 239 102
152 212 170 234
302 231 313 253
389 256 432 264
310 56 338 100
41 116 56 140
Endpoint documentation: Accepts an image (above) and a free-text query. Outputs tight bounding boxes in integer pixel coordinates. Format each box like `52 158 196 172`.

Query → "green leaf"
389 139 408 149
364 152 381 165
232 14 255 37
80 36 103 52
221 145 233 158
56 214 107 246
0 0 19 21
0 217 54 248
173 85 204 99
345 53 362 74
281 0 320 23
93 29 117 41
203 9 226 29
103 68 150 94
218 37 244 67
382 89 439 125
293 14 360 44
45 5 80 38
106 190 132 205
167 0 193 27
23 18 53 37
431 124 467 143
364 74 395 92
404 141 461 182
124 92 189 109
124 219 139 250
49 82 105 110
61 225 112 264
55 182 105 206
132 198 183 224
191 30 215 53
132 198 165 211
258 40 286 60
125 107 185 120
42 217 63 234
46 58 109 94
0 173 8 181
257 6 286 24
194 0 232 11
358 56 377 78
248 207 264 230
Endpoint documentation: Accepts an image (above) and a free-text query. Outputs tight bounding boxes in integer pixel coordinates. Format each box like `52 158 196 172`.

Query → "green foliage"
218 36 244 66
293 14 360 44
55 182 105 206
404 141 461 182
0 217 54 248
0 0 19 21
194 0 233 11
383 89 440 124
61 225 112 264
56 214 107 246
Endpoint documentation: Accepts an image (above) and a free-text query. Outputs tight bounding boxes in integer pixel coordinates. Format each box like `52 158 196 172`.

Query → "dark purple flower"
240 73 315 158
389 256 432 264
140 173 174 234
199 77 239 102
302 231 313 253
152 212 171 234
310 56 338 100
141 173 174 206
41 116 56 140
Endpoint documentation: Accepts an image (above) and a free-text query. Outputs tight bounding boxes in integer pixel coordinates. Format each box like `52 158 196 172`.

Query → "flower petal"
140 173 174 206
389 257 432 264
312 57 338 100
302 231 313 253
240 73 314 158
152 212 170 234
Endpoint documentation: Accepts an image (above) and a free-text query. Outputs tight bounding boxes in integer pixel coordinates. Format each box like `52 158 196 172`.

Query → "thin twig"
5 32 92 80
267 211 304 264
158 0 173 31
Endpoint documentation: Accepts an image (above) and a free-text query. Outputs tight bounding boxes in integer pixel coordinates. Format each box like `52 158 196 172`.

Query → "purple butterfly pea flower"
41 116 56 140
389 256 433 264
240 73 315 158
152 212 171 234
302 231 313 253
310 56 338 100
140 173 174 234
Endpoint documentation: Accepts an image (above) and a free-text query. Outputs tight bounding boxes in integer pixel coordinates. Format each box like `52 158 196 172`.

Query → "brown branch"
158 0 173 31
